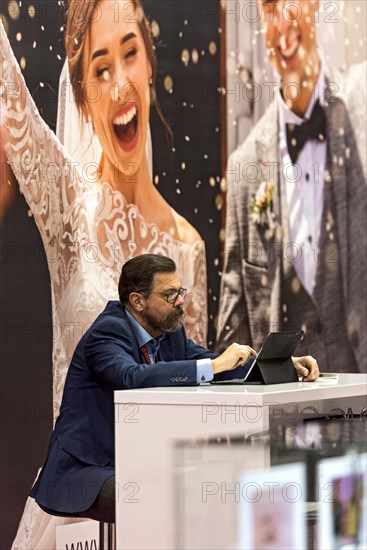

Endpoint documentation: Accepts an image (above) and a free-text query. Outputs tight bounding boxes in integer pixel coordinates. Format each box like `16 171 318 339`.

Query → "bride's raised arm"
0 18 84 243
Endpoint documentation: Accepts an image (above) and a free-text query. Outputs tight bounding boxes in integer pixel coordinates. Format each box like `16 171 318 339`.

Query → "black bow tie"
286 101 327 165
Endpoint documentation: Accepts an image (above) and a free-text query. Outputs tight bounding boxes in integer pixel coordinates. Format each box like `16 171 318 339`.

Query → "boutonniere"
249 163 276 229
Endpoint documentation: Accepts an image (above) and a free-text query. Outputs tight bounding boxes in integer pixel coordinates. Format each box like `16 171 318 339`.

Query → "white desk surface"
115 373 367 406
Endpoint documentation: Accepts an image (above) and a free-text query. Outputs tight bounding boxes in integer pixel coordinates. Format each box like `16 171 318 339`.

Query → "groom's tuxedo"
217 63 366 374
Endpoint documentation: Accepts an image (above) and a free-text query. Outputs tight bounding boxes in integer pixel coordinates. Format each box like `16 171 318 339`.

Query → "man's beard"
144 307 184 334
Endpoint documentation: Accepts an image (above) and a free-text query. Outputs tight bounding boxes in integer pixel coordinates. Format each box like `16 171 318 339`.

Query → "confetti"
164 75 173 93
151 20 160 38
208 41 217 55
8 0 20 20
181 49 190 66
28 4 36 18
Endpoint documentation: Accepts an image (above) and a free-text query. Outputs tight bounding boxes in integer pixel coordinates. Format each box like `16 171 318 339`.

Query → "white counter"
115 374 367 549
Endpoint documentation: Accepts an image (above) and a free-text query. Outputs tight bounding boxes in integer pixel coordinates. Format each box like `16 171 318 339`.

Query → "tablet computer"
212 330 304 385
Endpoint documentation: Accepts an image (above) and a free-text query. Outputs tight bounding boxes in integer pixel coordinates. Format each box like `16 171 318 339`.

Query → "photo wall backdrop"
143 0 223 344
1 1 366 548
0 1 223 547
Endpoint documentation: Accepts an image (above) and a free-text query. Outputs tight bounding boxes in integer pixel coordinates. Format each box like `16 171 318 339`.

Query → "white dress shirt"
278 65 327 296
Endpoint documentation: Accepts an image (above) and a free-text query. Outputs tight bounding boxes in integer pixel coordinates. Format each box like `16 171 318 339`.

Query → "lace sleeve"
0 19 84 243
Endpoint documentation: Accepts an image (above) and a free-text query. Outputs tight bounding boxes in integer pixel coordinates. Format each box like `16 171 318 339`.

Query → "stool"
41 500 116 549
54 518 115 549
99 521 115 550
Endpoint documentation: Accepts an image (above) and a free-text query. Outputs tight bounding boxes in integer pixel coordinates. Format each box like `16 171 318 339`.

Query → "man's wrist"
197 359 214 383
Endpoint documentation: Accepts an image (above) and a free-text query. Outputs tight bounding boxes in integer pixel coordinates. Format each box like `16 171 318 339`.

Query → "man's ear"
129 292 144 312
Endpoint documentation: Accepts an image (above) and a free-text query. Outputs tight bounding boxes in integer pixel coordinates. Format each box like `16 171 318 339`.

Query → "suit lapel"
324 77 348 299
120 308 146 362
255 100 284 331
255 101 281 226
159 336 174 362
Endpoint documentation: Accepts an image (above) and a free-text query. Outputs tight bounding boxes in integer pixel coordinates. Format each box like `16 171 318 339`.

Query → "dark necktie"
140 342 160 364
286 100 327 165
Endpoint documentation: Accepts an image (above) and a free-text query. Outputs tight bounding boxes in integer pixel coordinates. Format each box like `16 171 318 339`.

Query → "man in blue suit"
30 254 318 523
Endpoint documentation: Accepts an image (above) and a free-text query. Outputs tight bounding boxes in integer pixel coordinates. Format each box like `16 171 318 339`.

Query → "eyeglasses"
146 287 187 304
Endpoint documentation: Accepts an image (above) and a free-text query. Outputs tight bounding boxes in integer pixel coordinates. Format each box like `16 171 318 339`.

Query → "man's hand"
292 355 319 381
212 343 257 375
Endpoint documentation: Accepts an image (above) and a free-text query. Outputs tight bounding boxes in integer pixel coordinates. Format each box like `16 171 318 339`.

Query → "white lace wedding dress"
1 20 208 549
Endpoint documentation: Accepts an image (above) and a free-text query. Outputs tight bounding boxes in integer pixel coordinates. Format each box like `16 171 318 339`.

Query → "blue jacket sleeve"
84 320 215 390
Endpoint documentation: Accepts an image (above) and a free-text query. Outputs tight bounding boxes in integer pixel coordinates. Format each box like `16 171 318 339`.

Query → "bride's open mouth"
113 105 138 152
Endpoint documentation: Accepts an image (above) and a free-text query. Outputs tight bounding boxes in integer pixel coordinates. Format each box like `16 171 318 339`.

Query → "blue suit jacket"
30 301 248 514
